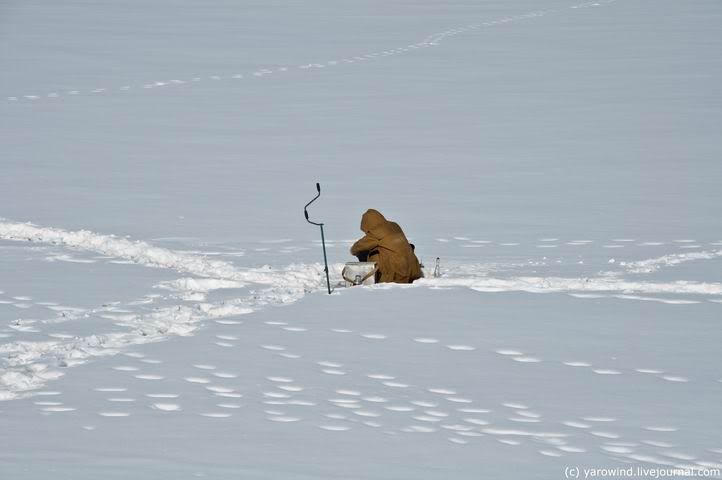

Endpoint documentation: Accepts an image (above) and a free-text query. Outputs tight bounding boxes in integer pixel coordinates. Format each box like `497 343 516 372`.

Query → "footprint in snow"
458 408 491 413
428 388 456 395
496 349 523 356
354 410 382 418
317 361 343 368
283 327 307 332
200 412 232 418
383 381 408 388
405 426 436 433
363 396 387 403
215 392 242 398
320 425 350 431
563 361 591 367
582 416 616 422
361 333 387 340
279 353 301 359
336 389 361 396
385 405 415 412
498 439 522 446
267 376 294 383
207 386 236 394
644 426 678 432
277 385 303 392
643 440 675 448
464 418 490 426
262 345 286 351
140 359 162 365
446 344 475 351
185 377 211 384
112 366 139 372
215 320 242 325
152 403 181 412
448 437 468 445
602 445 634 454
446 397 472 404
42 406 76 412
590 431 621 439
216 334 238 341
267 416 301 423
509 417 540 423
517 411 541 418
363 421 382 428
538 449 565 457
512 357 541 363
134 374 164 380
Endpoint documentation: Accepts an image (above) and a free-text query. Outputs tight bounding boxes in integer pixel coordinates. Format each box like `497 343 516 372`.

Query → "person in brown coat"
350 209 423 284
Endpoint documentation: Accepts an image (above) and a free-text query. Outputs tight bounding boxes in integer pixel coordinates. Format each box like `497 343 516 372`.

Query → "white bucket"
341 262 377 287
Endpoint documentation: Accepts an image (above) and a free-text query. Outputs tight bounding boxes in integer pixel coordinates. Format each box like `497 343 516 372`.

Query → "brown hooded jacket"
350 209 423 284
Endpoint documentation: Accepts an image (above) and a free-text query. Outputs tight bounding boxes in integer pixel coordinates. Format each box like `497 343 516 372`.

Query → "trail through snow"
5 0 618 105
1 219 721 400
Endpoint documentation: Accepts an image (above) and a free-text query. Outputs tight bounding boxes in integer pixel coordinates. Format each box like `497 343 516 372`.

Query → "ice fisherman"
350 209 423 284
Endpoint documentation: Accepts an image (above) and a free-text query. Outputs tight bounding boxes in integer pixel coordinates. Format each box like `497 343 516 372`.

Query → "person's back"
350 209 423 283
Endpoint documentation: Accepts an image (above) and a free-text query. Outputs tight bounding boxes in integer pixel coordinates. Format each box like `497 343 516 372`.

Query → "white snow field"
2 0 722 478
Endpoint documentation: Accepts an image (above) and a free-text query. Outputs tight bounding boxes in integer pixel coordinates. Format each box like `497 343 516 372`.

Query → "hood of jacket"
360 209 387 233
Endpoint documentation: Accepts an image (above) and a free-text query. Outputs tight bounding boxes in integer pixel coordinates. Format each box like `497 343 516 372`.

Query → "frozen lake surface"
1 0 721 478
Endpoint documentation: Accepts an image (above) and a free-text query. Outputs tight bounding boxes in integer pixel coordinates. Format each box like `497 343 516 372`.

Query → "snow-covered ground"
2 0 722 478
